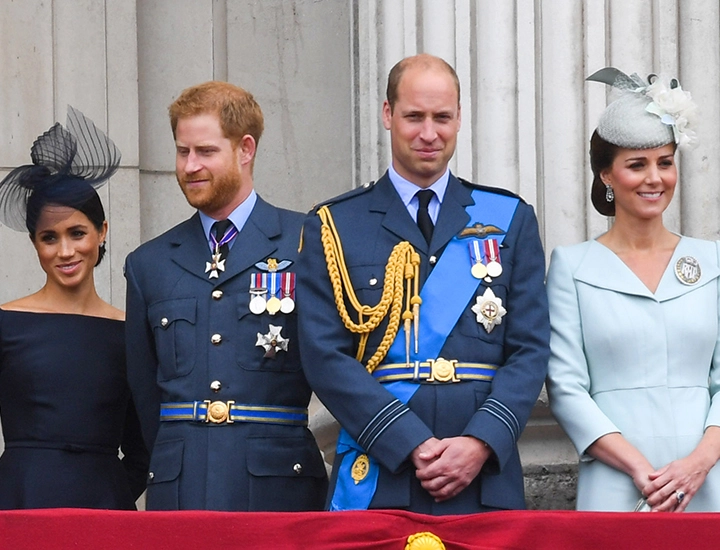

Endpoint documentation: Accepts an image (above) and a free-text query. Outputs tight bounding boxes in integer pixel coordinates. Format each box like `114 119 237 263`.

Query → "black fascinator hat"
0 106 121 234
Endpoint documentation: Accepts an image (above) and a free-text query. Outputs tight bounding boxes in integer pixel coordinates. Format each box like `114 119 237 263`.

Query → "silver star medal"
256 324 289 358
471 288 507 333
205 251 226 279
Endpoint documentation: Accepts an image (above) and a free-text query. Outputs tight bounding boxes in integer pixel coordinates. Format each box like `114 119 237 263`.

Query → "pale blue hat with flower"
588 67 698 150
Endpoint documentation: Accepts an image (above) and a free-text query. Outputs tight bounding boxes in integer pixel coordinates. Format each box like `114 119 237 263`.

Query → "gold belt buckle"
204 400 235 424
427 357 460 383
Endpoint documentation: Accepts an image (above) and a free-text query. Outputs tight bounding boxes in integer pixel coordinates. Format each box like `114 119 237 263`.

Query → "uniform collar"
198 189 258 248
387 164 450 208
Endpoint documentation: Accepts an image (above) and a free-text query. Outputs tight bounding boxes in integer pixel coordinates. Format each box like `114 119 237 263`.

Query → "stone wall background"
3 0 720 509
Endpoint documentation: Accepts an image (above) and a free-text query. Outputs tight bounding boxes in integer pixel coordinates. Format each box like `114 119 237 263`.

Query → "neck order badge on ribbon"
205 224 238 279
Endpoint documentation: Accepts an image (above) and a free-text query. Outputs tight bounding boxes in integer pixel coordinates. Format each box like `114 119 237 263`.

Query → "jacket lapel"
429 175 472 255
372 174 428 251
170 214 217 285
655 238 720 301
575 238 720 301
168 198 280 285
220 197 280 281
372 172 473 254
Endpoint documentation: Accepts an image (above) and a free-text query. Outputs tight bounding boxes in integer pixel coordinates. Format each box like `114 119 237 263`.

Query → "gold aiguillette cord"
318 205 421 373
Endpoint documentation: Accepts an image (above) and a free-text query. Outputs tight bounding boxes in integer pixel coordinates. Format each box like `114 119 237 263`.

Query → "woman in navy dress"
0 107 148 509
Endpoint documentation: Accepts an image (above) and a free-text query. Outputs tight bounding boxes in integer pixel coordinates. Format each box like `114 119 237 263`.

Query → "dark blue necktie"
212 219 234 259
416 190 434 244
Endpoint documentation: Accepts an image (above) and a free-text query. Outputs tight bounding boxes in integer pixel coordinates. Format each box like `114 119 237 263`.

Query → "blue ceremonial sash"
329 188 519 511
387 188 519 363
330 381 417 511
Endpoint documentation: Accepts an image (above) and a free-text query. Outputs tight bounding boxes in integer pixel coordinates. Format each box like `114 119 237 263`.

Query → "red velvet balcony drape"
1 508 717 549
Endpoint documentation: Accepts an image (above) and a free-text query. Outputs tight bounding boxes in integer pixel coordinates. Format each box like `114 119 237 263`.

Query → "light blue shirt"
199 189 257 252
387 164 449 224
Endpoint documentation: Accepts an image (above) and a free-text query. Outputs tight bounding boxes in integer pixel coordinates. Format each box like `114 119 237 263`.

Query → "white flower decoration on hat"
587 67 699 151
645 76 698 149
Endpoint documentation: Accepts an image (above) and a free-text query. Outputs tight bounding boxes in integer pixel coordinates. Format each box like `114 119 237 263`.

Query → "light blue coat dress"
547 237 720 511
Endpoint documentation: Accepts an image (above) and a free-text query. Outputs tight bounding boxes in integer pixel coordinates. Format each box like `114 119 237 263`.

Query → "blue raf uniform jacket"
124 196 327 511
296 173 550 514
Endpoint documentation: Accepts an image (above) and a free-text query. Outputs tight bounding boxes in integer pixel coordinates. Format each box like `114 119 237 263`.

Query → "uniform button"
210 380 222 392
160 317 169 327
429 255 437 265
211 333 222 345
293 463 303 475
369 278 377 286
212 290 223 300
148 472 155 480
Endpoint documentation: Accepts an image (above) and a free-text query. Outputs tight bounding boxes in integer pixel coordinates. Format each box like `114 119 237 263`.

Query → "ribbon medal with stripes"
467 237 503 282
468 240 488 279
249 258 295 315
266 272 282 314
280 272 296 313
249 273 268 314
483 238 503 280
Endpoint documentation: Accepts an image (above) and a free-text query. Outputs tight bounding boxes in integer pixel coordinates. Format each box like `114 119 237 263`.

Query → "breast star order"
471 287 507 333
255 324 289 358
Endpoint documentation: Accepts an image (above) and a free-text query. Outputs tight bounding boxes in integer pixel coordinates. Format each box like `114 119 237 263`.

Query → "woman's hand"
643 427 720 512
643 457 708 512
628 465 655 497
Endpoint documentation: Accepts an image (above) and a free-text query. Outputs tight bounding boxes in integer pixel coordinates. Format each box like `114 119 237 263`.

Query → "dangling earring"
605 185 614 202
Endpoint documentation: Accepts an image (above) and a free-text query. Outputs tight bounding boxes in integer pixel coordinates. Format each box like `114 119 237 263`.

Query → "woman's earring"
605 185 614 202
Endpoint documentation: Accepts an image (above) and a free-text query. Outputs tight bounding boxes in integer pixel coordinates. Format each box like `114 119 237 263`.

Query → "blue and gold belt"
371 358 498 384
160 401 308 426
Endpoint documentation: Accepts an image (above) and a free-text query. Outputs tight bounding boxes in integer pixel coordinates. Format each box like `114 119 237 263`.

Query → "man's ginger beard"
178 156 242 214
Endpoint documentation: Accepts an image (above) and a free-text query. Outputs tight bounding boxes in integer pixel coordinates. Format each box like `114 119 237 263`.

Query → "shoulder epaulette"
457 177 527 204
309 181 377 213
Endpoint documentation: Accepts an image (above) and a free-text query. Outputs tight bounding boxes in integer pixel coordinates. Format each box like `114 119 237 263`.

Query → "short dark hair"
386 54 460 112
26 178 107 266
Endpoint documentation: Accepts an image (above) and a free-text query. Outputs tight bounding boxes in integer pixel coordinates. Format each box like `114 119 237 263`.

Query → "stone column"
0 0 140 307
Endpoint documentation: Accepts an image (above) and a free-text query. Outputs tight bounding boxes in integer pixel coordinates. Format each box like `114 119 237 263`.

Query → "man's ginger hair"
169 81 264 147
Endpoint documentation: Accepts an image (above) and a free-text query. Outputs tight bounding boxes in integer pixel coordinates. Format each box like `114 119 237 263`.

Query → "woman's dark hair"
26 177 107 266
589 130 621 217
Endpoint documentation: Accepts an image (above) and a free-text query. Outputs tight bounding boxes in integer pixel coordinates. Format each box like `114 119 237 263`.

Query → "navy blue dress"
0 310 148 509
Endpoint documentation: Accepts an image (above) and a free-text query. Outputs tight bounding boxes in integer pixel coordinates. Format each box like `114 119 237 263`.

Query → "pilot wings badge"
458 223 505 239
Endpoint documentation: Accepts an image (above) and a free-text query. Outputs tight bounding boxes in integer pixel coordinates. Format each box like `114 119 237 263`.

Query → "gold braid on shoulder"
317 205 421 374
